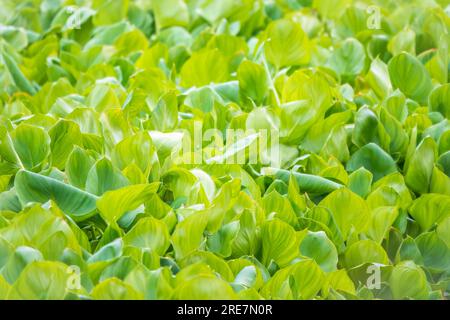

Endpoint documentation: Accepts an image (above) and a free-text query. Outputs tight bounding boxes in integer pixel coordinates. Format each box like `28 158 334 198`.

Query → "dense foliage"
0 0 449 300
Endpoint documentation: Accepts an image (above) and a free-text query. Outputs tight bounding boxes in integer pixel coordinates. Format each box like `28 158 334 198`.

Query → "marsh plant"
0 0 448 300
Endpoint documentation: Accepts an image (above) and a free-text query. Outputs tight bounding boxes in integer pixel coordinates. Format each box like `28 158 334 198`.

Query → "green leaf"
173 275 237 300
91 277 143 300
347 143 398 182
1 49 36 95
231 265 260 292
415 232 450 272
86 21 132 49
0 189 21 212
282 71 334 113
97 183 160 226
231 210 261 258
323 269 356 297
371 173 413 210
260 219 299 267
262 260 325 299
15 170 98 221
409 194 450 231
0 0 447 301
397 236 423 265
437 217 450 247
429 84 450 118
328 38 365 79
0 25 28 50
1 246 43 283
262 167 343 195
438 151 450 176
10 124 50 170
405 137 436 194
430 166 450 195
98 256 143 283
384 90 408 123
114 29 149 56
348 167 373 198
180 49 229 87
48 120 82 169
368 206 399 244
300 231 338 272
319 188 370 240
352 106 383 149
237 60 268 104
152 0 189 30
123 217 170 255
207 221 240 257
388 28 416 56
302 110 351 155
8 261 69 300
263 191 298 227
179 251 234 282
313 0 350 19
379 108 408 156
112 132 157 176
279 100 321 144
65 146 95 189
366 57 392 99
0 275 10 300
389 261 429 300
171 212 208 260
86 158 129 196
264 19 310 69
388 52 433 104
196 0 247 25
38 231 67 260
89 238 123 263
150 91 179 132
93 0 129 26
344 240 389 268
